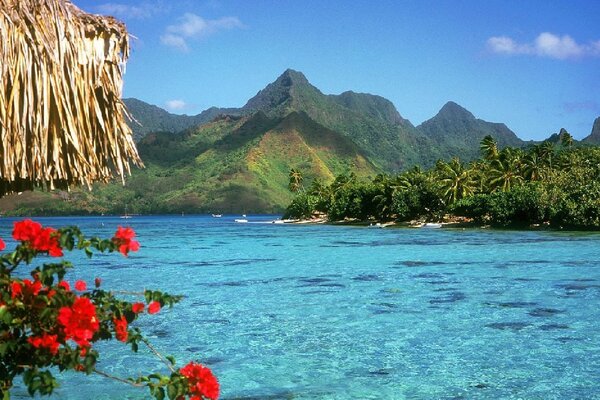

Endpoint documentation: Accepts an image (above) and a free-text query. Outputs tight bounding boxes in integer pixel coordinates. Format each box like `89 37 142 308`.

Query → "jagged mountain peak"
583 117 600 144
277 68 310 86
242 69 318 113
436 101 476 120
417 100 523 160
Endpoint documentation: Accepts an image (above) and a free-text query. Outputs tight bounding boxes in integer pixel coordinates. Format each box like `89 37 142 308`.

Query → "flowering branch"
93 369 145 387
140 336 177 373
0 220 219 400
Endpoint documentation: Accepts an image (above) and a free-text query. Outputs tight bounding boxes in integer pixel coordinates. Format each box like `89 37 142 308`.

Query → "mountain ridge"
583 117 600 144
6 69 597 215
417 101 524 160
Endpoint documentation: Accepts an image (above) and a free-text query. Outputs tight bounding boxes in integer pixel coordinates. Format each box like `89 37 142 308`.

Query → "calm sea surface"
4 215 600 399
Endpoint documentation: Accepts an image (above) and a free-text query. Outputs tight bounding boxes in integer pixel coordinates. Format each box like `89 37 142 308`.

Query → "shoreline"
286 217 600 231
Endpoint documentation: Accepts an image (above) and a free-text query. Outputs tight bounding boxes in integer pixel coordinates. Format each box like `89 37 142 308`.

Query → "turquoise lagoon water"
4 215 600 399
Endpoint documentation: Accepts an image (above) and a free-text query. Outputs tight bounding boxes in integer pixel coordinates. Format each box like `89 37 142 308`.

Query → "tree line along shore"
284 135 600 230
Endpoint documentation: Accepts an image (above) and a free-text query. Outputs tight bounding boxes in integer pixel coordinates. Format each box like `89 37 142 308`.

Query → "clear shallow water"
4 215 600 399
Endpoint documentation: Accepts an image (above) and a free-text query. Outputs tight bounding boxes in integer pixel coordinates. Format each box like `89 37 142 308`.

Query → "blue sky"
74 0 600 140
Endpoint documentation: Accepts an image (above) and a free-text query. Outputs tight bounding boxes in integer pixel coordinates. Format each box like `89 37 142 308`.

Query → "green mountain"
543 128 574 145
0 69 569 215
123 98 239 141
240 69 438 171
416 101 524 160
583 117 600 144
0 108 378 215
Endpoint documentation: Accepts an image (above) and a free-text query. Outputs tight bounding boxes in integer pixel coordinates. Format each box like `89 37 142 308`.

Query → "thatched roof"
0 0 142 197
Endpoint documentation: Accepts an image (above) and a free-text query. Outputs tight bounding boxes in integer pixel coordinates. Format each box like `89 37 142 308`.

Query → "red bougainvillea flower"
147 301 161 315
12 219 42 241
75 280 87 291
113 315 128 342
32 227 63 257
179 362 220 400
10 281 23 299
132 302 145 314
28 334 60 355
58 281 71 292
112 226 140 257
11 279 43 299
0 238 5 251
22 279 42 297
12 220 63 257
57 297 100 348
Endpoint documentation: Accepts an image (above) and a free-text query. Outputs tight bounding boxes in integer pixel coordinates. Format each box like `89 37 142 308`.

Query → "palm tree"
537 141 555 169
371 174 396 220
560 129 574 148
436 158 476 204
288 168 304 193
0 0 142 197
523 152 546 181
468 159 489 193
488 156 524 192
395 166 426 190
480 135 499 161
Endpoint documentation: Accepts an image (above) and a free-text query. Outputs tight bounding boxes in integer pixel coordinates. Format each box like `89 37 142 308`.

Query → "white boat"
422 223 442 229
120 206 132 219
234 218 248 223
368 223 383 228
212 214 222 218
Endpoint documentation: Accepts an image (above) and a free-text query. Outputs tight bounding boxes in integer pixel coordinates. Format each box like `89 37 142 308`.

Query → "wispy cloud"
160 13 243 51
487 32 600 60
95 2 163 19
165 99 188 111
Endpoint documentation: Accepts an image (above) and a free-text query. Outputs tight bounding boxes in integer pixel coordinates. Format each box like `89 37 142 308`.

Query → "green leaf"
166 383 177 400
0 306 11 324
0 342 8 356
166 355 176 366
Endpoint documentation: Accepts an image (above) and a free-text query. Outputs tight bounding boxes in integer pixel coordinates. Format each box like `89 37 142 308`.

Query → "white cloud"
160 13 243 51
95 3 160 19
165 100 188 111
535 32 583 59
487 36 526 55
160 34 189 52
487 32 600 60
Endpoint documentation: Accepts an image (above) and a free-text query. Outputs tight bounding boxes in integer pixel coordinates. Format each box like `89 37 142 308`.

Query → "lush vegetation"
0 111 378 216
284 135 600 229
2 70 598 217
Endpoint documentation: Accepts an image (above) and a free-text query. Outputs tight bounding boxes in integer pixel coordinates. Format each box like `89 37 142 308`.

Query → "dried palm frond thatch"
0 0 142 197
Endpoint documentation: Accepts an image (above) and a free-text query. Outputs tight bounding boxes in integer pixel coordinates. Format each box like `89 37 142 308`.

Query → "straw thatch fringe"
0 0 142 197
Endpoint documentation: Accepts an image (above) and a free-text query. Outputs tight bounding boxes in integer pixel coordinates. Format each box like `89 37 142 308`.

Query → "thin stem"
140 337 176 373
109 290 145 296
93 368 144 387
